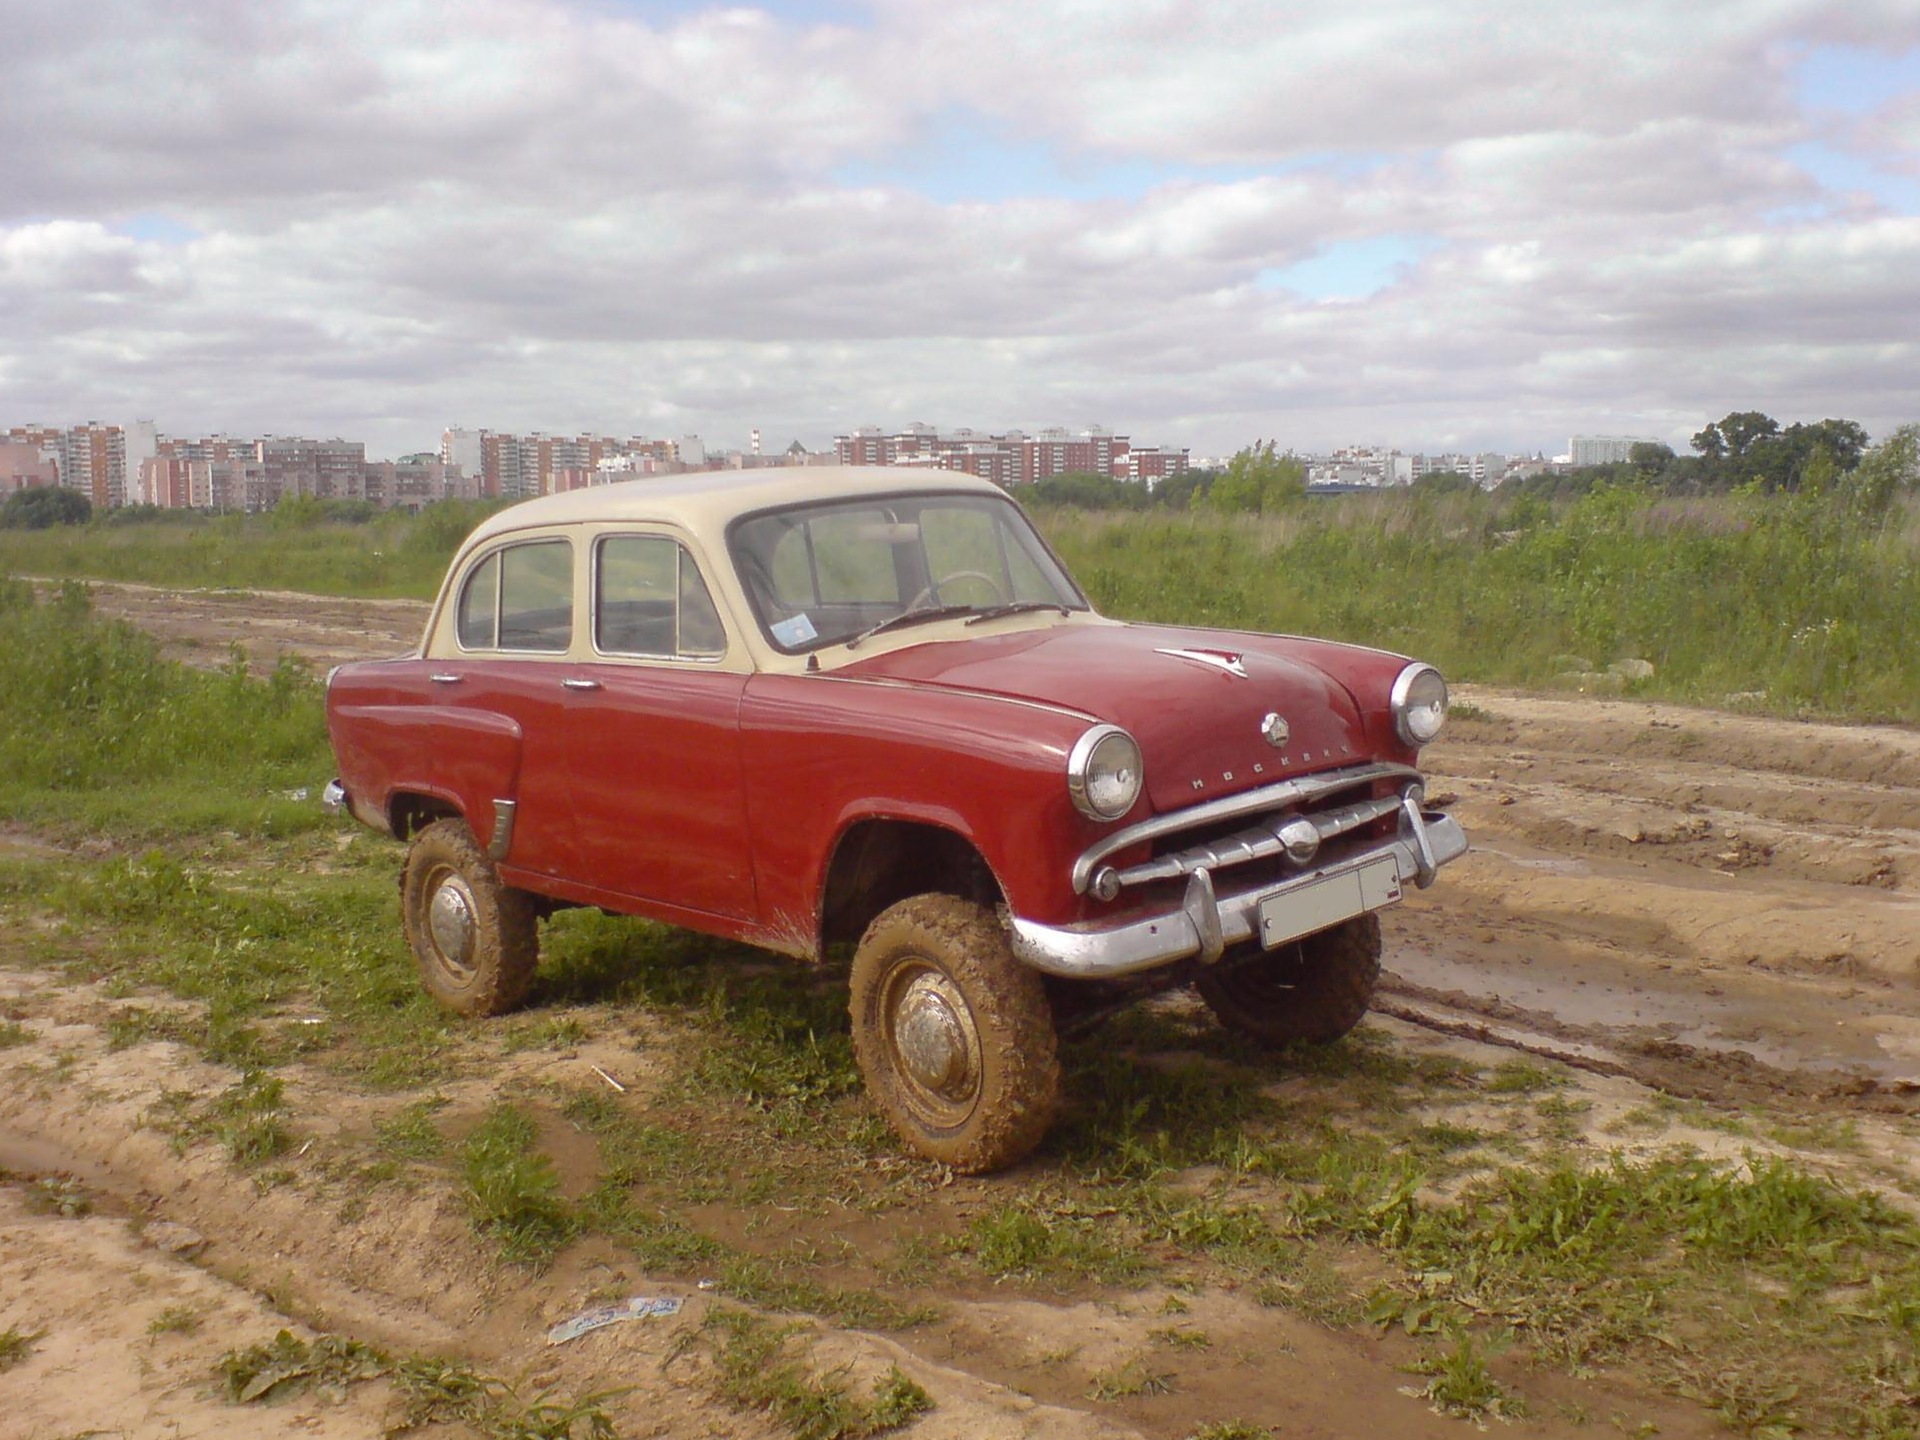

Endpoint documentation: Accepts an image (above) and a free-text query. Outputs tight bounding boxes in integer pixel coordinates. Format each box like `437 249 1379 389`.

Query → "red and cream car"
325 466 1465 1171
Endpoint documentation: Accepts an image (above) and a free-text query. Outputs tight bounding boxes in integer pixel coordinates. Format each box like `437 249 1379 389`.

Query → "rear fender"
333 704 524 852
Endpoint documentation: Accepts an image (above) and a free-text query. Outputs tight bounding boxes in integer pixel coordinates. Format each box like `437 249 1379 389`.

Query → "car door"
435 534 579 878
558 531 756 922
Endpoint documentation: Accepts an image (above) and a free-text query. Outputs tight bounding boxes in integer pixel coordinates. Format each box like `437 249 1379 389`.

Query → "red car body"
326 466 1465 1170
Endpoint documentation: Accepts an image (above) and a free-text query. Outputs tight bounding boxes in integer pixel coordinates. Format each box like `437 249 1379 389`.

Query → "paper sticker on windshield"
771 613 819 647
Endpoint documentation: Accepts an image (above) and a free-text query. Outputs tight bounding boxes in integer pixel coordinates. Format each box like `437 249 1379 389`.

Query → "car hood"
835 622 1368 813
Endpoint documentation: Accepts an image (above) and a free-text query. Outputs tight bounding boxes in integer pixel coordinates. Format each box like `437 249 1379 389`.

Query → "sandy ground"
2 579 1916 1439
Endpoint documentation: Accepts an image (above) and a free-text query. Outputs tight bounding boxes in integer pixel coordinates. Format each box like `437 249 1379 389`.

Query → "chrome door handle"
429 673 462 684
562 677 602 691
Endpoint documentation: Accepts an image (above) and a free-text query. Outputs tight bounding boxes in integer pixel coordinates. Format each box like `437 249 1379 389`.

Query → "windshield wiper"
844 603 978 650
963 600 1073 626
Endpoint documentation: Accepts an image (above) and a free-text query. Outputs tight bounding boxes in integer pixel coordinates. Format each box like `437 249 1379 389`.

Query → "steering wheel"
907 569 1006 611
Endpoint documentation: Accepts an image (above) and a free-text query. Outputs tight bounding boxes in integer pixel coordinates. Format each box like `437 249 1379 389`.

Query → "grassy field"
0 577 332 838
0 499 495 600
4 483 1914 722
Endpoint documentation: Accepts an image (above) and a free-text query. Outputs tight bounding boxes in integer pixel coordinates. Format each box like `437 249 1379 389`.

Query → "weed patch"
391 1356 626 1439
966 1199 1158 1287
25 1174 92 1217
218 1329 388 1404
461 1103 576 1266
0 1325 42 1371
1087 1357 1175 1399
1403 1334 1525 1422
213 1071 294 1166
376 1097 449 1161
148 1304 204 1336
697 1308 932 1440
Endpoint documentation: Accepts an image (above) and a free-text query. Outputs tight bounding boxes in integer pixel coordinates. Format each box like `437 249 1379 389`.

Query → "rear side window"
456 540 574 652
456 552 499 649
596 535 727 659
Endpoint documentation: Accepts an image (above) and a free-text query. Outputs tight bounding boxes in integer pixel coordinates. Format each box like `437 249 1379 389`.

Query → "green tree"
1693 411 1780 460
1843 423 1920 516
1413 469 1476 495
1203 443 1305 514
1025 470 1148 510
1150 470 1206 511
0 486 92 529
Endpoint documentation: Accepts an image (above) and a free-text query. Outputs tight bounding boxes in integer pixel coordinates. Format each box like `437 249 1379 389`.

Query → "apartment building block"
833 423 1188 486
0 440 59 495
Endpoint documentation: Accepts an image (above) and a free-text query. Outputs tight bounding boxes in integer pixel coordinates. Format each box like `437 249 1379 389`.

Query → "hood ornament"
1261 711 1290 748
1155 647 1248 679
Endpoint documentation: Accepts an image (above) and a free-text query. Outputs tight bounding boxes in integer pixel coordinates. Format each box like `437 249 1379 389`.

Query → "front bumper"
1009 799 1467 979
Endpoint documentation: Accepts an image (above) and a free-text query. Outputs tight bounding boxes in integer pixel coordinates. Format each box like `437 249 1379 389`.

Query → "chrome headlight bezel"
1067 724 1144 822
1391 662 1449 747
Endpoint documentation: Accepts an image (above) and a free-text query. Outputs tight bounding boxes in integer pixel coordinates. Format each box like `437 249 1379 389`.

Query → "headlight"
1391 663 1449 746
1067 724 1143 821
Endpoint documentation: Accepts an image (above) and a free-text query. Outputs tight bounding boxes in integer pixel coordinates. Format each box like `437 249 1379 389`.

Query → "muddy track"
1386 687 1920 1110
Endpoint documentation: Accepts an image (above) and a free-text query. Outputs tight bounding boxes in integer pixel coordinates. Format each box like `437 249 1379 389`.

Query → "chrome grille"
1074 761 1421 899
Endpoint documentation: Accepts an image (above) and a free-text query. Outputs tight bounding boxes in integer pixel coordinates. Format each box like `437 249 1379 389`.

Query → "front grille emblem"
1261 711 1290 748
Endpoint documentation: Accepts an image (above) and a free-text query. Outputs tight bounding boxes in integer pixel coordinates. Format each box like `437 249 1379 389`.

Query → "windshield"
729 490 1088 653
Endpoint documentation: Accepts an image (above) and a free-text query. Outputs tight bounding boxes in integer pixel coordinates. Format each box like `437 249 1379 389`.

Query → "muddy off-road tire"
1195 913 1382 1046
850 894 1061 1173
400 819 538 1017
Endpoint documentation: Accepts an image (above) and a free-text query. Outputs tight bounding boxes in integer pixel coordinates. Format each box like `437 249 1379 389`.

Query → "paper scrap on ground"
547 1296 684 1345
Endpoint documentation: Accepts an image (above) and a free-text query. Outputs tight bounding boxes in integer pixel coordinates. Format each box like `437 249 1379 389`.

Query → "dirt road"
3 580 1916 1440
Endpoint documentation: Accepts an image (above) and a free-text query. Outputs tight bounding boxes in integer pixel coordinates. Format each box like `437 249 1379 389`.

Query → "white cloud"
2 0 1918 458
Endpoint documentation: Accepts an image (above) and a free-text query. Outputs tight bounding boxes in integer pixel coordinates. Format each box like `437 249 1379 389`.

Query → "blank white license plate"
1258 855 1403 949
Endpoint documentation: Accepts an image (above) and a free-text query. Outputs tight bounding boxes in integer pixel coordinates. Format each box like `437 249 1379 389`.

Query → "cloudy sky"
3 0 1918 460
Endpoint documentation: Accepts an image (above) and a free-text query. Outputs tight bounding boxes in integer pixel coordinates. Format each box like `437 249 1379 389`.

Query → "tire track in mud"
1390 685 1920 1108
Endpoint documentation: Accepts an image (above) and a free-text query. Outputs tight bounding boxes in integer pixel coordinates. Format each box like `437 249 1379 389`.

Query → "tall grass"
1042 486 1920 722
0 500 500 599
0 578 333 835
3 486 1914 722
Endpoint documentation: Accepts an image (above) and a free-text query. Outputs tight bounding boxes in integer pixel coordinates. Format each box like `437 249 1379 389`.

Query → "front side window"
456 539 573 652
596 535 727 660
730 491 1086 653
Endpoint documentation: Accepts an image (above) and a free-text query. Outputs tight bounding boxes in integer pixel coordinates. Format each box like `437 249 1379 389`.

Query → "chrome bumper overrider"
322 778 348 812
1010 801 1468 980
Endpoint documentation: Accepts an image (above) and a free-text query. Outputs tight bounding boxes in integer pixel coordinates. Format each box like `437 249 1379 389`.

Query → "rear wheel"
1194 913 1381 1046
400 818 538 1016
850 894 1060 1173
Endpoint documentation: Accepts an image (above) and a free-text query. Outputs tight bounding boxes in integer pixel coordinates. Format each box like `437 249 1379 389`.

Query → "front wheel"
400 818 538 1016
849 895 1060 1173
1194 913 1381 1046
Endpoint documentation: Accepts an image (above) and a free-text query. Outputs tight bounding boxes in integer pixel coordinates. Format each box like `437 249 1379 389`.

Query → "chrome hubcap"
427 871 477 975
887 966 982 1113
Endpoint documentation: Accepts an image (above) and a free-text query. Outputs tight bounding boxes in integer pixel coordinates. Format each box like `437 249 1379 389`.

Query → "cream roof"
462 464 1008 549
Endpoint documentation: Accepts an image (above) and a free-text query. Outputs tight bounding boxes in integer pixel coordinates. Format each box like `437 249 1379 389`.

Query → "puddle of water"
1464 842 1593 876
1388 946 1920 1084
